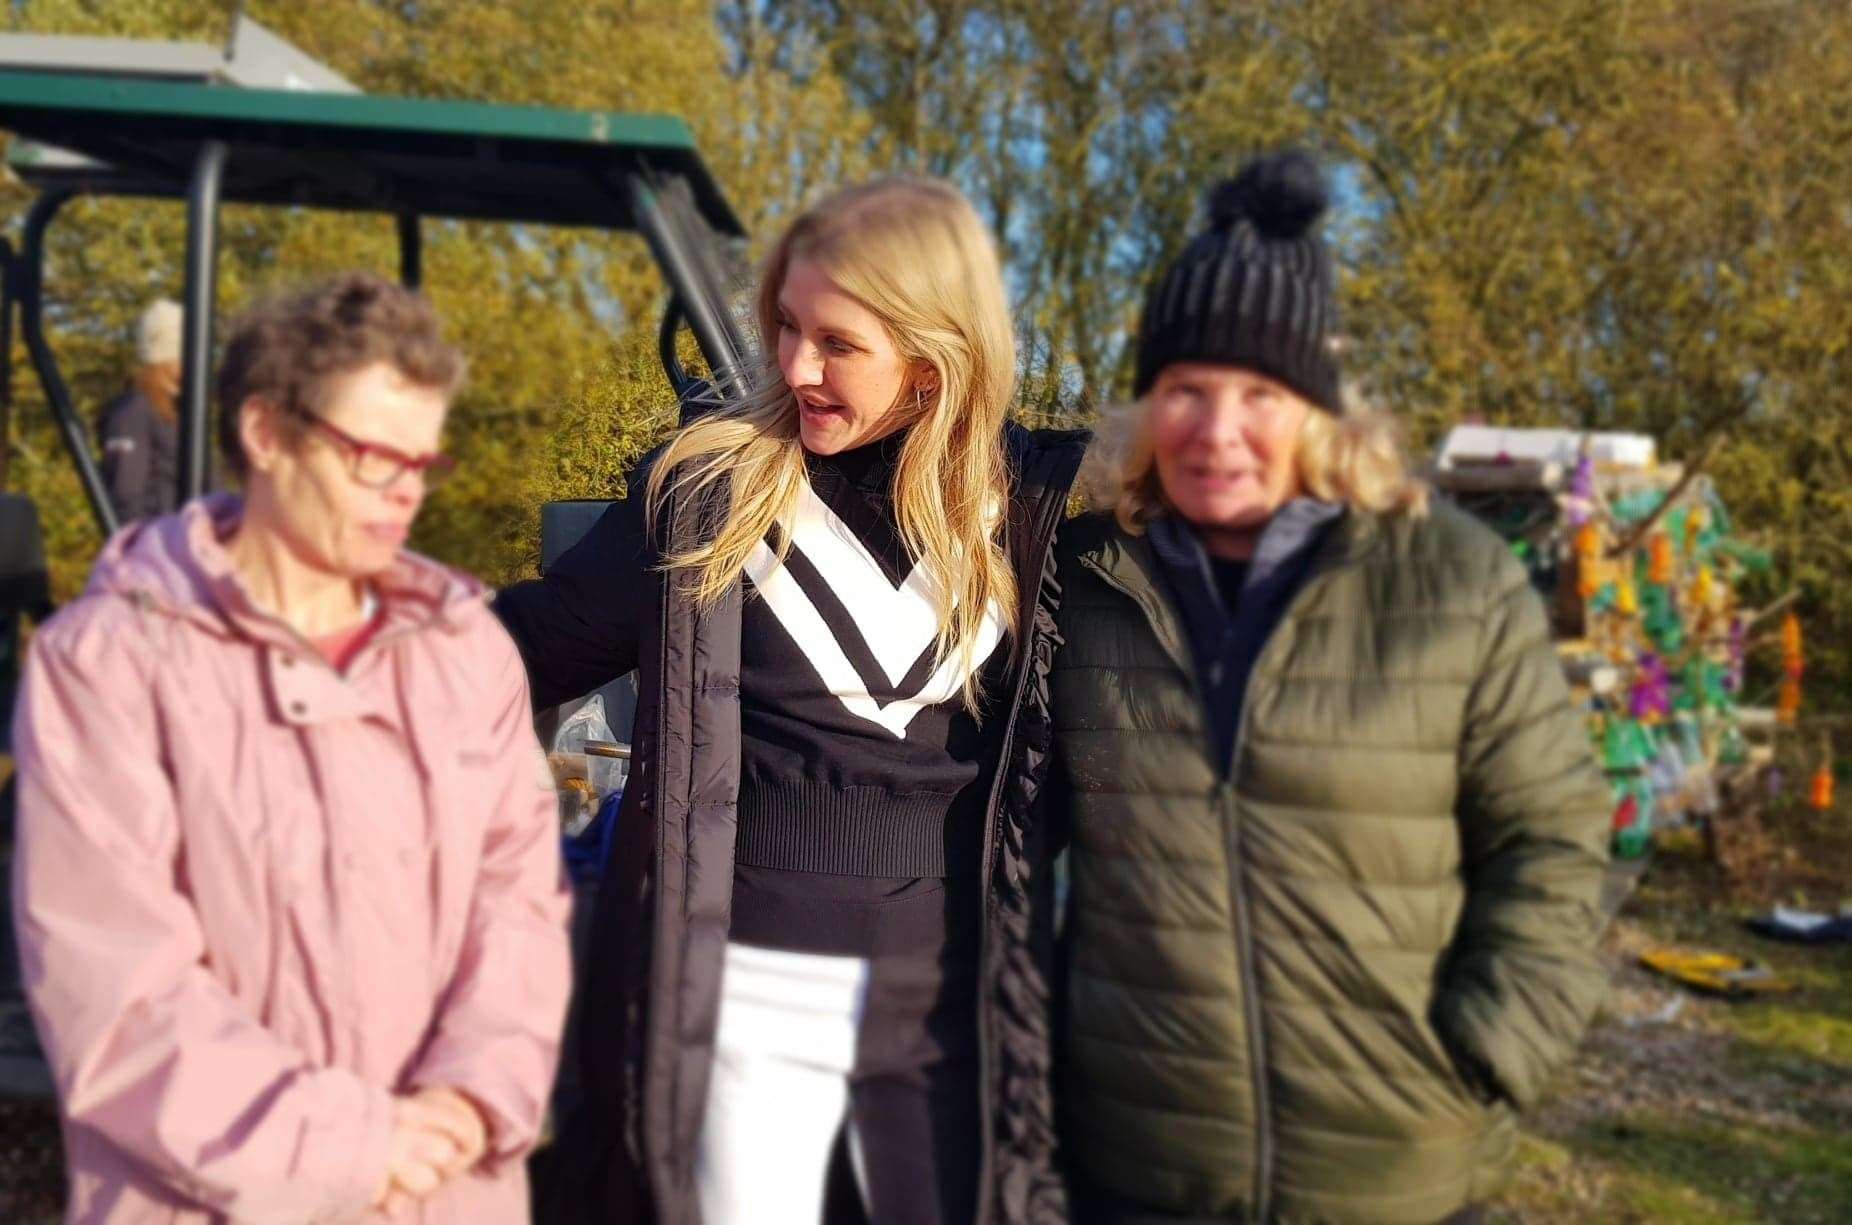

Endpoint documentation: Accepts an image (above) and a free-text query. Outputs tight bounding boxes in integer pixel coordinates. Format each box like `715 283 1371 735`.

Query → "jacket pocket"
1426 995 1501 1106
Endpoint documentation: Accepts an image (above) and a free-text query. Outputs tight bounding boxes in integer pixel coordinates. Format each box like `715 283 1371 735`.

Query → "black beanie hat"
1133 149 1341 411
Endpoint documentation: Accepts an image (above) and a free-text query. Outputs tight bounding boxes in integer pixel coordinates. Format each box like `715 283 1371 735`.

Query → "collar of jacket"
1148 500 1344 657
88 494 488 654
1148 499 1345 612
1078 500 1376 677
1148 501 1347 772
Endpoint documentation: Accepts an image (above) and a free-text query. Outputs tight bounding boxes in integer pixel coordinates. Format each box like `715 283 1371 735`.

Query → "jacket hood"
87 494 488 648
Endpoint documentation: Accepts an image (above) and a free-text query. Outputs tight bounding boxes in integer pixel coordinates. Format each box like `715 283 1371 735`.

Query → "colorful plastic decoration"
1781 611 1804 678
1603 717 1642 771
1613 490 1664 522
1654 615 1685 655
1575 521 1602 598
1778 610 1805 726
1649 735 1686 798
1642 587 1684 653
1600 714 1660 772
1699 660 1730 711
1549 468 1769 855
1630 653 1673 723
1810 761 1836 811
1613 775 1656 859
1778 678 1802 726
1567 454 1597 527
1706 491 1732 537
1726 616 1746 693
1648 531 1674 585
1666 509 1689 559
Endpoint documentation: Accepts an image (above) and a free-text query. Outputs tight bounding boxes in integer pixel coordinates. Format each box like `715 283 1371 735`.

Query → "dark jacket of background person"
97 387 180 523
0 492 54 758
495 422 1087 1225
1047 501 1612 1224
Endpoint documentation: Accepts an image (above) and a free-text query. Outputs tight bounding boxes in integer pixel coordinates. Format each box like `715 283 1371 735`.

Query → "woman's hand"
411 1086 490 1177
372 1088 488 1211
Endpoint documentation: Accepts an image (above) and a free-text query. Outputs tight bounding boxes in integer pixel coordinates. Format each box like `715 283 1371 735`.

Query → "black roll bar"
397 212 422 290
19 189 118 536
657 295 694 400
626 169 749 405
13 159 747 533
178 140 226 502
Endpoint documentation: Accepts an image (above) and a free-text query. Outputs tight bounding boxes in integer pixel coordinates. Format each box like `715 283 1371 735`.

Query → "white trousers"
693 942 872 1225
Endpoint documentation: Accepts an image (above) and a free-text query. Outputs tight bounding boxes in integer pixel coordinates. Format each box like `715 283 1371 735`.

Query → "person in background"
0 491 53 763
497 177 1084 1225
98 298 184 523
0 491 55 1071
12 273 571 1222
1046 152 1612 1224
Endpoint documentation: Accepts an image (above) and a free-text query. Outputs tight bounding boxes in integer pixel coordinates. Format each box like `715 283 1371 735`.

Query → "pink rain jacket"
11 497 572 1223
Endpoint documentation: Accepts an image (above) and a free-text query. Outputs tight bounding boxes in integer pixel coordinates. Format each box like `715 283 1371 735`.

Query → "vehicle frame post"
179 139 228 502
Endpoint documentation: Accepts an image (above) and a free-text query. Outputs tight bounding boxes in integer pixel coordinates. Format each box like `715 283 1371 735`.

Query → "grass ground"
1492 795 1852 1224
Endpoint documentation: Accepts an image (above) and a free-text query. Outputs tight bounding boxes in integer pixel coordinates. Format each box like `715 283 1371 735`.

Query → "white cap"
136 299 184 366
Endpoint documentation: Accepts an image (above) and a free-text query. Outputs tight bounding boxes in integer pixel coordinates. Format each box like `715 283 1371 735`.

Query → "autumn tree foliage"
5 0 1847 699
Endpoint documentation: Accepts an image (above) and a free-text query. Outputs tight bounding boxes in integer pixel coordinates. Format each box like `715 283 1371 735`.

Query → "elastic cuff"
342 1080 396 1214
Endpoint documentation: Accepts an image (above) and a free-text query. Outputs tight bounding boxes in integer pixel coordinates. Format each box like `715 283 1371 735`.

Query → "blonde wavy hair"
1080 385 1430 530
647 177 1018 712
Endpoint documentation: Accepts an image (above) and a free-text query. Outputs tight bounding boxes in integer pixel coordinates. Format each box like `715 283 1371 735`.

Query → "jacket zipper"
1085 556 1276 1221
1219 742 1272 1221
971 476 1073 1225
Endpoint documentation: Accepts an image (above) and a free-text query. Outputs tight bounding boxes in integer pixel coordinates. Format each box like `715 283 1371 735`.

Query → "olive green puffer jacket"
1050 504 1610 1224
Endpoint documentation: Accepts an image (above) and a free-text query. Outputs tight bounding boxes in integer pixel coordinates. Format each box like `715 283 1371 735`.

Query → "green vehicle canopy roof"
0 68 743 235
0 68 749 535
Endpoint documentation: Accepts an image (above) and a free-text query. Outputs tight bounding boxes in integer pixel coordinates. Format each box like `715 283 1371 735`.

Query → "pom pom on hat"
1206 149 1330 240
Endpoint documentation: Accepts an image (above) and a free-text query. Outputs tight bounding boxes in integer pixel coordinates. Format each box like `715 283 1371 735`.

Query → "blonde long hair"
647 177 1018 712
1081 387 1431 530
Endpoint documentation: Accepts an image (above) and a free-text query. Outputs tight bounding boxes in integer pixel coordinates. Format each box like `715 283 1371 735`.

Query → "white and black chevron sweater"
730 433 1006 957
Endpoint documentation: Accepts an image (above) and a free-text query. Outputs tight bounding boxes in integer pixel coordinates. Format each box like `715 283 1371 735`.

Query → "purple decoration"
1629 651 1673 721
1766 767 1786 800
1567 454 1596 527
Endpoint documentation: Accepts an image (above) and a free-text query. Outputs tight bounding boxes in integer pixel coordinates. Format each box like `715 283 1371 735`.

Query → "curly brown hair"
216 272 465 480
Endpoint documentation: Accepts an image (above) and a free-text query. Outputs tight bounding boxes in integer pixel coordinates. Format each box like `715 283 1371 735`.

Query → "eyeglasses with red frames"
285 404 456 490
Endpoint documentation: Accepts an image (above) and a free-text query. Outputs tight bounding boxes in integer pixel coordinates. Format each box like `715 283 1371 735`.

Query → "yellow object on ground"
1639 946 1795 997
